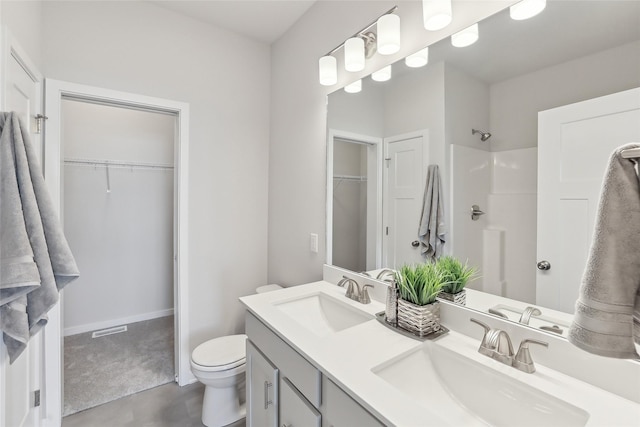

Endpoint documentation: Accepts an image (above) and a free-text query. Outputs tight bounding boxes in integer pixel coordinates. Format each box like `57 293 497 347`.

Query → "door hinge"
35 114 48 134
33 390 41 407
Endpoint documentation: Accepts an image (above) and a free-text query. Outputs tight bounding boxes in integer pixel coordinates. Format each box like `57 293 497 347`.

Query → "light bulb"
372 65 392 82
319 55 337 86
451 23 479 48
405 47 429 68
377 14 401 55
510 0 546 20
345 37 365 72
344 79 362 93
423 0 452 31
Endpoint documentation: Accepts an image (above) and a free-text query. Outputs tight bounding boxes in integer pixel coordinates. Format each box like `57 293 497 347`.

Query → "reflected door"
384 133 429 268
537 87 640 313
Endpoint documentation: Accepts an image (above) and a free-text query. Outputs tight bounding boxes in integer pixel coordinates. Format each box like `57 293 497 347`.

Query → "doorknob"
411 240 420 247
537 261 551 271
471 205 485 221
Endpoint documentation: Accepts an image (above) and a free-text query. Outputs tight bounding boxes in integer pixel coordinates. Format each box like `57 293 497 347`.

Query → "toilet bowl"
191 284 282 427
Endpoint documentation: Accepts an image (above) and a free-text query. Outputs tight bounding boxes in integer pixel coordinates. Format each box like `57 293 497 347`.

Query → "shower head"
472 129 492 142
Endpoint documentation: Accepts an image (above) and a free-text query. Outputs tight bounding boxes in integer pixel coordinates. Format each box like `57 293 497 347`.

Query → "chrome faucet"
519 306 542 325
471 319 514 366
337 276 360 300
513 339 549 373
360 284 373 304
337 276 372 304
375 268 396 282
471 318 548 373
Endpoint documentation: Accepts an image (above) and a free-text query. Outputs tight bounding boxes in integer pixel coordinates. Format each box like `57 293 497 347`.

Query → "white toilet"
190 284 282 427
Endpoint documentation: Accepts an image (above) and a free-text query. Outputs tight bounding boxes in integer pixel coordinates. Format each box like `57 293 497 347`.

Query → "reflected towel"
568 143 640 359
0 112 79 363
418 165 446 261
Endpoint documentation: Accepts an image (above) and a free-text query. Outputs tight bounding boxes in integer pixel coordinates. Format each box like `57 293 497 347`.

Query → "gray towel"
418 165 446 261
0 112 80 363
568 143 640 359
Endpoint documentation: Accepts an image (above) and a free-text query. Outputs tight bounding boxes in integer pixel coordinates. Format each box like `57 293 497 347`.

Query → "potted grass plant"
436 256 477 305
394 263 445 337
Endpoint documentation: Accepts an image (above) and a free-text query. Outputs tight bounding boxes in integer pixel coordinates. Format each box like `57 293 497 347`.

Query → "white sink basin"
373 341 590 427
274 292 372 337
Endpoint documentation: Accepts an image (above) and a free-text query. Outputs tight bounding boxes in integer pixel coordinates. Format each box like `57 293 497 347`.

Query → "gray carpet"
64 315 175 416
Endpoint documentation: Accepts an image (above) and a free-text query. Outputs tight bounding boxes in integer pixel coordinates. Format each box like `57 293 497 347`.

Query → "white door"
383 132 429 268
537 87 640 313
1 33 44 427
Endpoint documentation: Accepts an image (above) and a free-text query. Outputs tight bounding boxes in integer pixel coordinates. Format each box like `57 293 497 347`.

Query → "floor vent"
92 325 127 338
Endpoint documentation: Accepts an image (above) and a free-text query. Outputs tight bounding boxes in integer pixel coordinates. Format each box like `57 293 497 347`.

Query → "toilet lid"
192 334 247 368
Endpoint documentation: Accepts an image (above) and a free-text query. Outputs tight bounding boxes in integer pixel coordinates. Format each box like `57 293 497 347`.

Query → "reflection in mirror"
326 1 640 319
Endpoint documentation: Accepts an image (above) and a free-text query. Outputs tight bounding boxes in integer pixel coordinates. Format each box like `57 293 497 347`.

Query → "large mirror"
326 1 640 327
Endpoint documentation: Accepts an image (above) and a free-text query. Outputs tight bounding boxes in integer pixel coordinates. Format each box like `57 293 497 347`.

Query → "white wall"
41 1 270 347
450 145 491 290
0 0 43 70
268 0 516 285
61 100 175 335
490 40 640 152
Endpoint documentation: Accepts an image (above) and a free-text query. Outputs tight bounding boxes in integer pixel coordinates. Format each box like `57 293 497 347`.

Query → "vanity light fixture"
344 79 362 93
319 55 337 86
377 14 401 55
423 0 452 31
405 46 429 68
372 65 392 82
318 6 399 85
510 0 546 20
451 23 479 48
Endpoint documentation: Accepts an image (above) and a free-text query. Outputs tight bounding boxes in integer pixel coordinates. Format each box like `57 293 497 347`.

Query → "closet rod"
333 174 367 182
64 158 174 171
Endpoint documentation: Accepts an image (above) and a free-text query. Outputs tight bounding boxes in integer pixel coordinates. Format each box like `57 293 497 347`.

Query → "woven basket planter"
438 289 466 305
397 299 441 337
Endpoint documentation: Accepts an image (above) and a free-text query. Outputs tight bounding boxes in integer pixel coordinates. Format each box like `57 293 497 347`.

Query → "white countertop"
240 281 640 426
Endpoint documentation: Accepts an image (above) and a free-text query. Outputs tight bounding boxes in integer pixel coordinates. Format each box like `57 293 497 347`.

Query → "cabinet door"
247 341 278 427
322 377 384 427
280 377 321 427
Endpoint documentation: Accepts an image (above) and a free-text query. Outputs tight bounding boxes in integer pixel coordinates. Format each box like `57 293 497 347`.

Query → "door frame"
43 79 190 424
0 27 45 427
326 128 383 270
382 129 430 268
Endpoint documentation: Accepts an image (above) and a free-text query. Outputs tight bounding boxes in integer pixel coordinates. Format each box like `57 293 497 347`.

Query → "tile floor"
62 381 246 427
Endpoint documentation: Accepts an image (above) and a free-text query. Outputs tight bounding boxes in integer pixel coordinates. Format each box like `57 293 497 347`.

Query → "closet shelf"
64 158 174 171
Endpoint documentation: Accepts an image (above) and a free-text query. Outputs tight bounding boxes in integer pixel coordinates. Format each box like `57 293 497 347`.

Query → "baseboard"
64 308 174 337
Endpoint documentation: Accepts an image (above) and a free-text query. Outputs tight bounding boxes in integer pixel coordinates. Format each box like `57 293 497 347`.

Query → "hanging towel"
418 164 446 262
568 143 640 359
0 112 80 363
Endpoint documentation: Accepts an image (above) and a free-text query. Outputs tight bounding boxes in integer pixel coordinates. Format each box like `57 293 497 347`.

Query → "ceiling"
149 0 317 44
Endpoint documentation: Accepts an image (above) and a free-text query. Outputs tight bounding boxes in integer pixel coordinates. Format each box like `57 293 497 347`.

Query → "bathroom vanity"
240 274 640 427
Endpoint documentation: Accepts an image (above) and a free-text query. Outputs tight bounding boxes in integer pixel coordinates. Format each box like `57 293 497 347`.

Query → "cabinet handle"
264 381 273 409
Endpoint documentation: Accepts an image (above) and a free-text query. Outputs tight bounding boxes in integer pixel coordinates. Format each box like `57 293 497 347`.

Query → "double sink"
272 289 591 426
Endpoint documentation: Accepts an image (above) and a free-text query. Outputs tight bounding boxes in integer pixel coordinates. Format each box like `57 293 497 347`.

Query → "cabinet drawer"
322 377 384 427
246 312 322 408
280 377 321 427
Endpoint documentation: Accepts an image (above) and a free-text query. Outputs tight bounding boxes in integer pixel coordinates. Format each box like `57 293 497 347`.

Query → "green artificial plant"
436 256 477 294
395 263 445 306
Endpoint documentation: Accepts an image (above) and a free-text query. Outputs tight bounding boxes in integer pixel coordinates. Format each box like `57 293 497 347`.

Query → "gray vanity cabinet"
321 377 384 427
245 312 383 427
246 341 278 427
280 377 321 427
